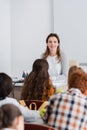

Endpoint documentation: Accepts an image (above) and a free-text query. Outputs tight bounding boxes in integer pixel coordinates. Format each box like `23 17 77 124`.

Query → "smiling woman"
42 33 69 85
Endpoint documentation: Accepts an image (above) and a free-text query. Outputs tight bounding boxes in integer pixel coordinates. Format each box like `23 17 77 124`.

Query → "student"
42 33 69 83
21 59 55 101
0 104 24 130
44 67 87 130
68 65 83 86
0 73 42 122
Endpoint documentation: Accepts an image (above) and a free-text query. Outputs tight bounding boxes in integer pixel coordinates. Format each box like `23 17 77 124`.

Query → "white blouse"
46 55 61 77
42 51 69 88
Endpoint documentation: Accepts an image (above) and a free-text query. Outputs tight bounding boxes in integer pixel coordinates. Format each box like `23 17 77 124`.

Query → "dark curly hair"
21 59 53 100
0 73 13 99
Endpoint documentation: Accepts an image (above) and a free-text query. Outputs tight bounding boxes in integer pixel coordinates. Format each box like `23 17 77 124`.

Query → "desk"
9 79 24 100
52 81 68 91
25 117 44 124
51 75 68 91
13 79 24 100
9 85 23 100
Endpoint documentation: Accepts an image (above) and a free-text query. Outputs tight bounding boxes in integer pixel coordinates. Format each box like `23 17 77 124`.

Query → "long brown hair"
42 33 61 61
21 59 53 100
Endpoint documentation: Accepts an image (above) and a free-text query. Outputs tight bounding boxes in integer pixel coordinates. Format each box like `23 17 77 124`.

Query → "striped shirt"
45 88 87 130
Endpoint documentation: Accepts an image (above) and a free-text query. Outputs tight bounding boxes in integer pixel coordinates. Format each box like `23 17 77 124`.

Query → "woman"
21 59 55 101
0 73 42 122
42 33 69 83
0 104 24 130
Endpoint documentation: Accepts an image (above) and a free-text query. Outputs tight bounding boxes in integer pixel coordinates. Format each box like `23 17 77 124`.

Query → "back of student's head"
0 104 24 130
0 73 13 99
68 66 78 76
32 59 49 78
68 67 87 93
68 66 80 85
21 59 52 100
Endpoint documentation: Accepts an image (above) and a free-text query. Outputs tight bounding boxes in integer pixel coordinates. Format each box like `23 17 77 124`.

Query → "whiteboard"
53 0 87 64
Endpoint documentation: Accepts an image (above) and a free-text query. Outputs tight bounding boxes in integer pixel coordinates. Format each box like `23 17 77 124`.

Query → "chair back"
24 123 55 130
25 100 44 110
19 100 48 110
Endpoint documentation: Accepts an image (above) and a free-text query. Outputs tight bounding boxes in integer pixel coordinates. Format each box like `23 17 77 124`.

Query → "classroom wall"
0 0 11 76
11 0 53 78
0 0 52 78
53 0 87 64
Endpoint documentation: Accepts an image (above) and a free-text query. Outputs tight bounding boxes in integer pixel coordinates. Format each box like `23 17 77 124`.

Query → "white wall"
0 0 11 76
0 0 52 78
10 0 52 78
53 0 87 64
